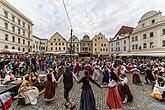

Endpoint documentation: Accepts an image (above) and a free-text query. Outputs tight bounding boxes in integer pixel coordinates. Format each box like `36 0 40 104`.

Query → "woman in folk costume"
78 70 101 110
74 60 81 76
144 65 155 84
118 74 133 104
92 63 101 81
104 71 122 109
127 63 133 74
150 77 165 100
58 66 79 109
44 69 58 104
18 75 39 105
131 65 142 85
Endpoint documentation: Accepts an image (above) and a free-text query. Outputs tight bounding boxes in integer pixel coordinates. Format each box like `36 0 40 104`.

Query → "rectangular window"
12 36 15 42
28 41 30 46
51 47 53 51
18 19 21 25
23 39 25 44
143 43 147 48
132 37 134 42
63 47 65 50
132 45 134 50
152 19 155 24
4 10 8 18
23 22 25 28
162 29 165 35
150 42 154 48
28 32 30 38
51 43 53 45
12 26 15 32
18 38 20 44
59 43 61 45
124 47 126 51
12 15 15 22
150 32 154 37
143 34 147 39
59 47 61 50
28 25 30 31
142 23 145 27
4 22 8 29
18 29 20 34
5 34 8 41
135 44 138 49
135 36 138 41
124 40 126 44
163 40 165 47
23 31 25 36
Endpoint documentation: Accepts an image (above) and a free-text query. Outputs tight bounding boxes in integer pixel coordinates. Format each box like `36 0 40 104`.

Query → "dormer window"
117 37 119 40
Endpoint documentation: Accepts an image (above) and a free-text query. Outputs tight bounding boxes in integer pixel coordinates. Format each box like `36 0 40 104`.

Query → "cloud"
6 0 165 40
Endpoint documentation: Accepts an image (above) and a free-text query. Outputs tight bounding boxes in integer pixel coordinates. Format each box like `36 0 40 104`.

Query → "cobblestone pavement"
9 72 165 110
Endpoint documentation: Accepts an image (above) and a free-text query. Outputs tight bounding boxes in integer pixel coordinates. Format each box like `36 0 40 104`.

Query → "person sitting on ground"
18 75 39 105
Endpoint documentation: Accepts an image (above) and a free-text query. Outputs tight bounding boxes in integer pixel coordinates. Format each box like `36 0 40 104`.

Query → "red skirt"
106 87 122 109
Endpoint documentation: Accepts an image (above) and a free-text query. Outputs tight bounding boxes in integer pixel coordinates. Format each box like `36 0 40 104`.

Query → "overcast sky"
6 0 165 40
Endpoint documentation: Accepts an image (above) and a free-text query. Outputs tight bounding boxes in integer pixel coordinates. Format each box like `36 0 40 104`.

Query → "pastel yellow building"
0 0 33 52
47 32 67 54
92 32 109 55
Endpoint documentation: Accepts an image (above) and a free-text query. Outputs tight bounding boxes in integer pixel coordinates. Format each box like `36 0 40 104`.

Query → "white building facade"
32 35 41 52
0 0 33 52
110 26 133 54
40 39 48 53
130 11 165 52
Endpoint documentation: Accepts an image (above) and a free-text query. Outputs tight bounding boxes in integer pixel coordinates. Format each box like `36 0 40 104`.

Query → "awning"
0 49 22 54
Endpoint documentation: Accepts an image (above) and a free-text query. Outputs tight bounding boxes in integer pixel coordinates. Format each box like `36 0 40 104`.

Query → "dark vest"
63 71 73 89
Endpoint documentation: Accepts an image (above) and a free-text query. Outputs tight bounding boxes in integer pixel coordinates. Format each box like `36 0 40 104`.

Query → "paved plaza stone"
9 72 165 110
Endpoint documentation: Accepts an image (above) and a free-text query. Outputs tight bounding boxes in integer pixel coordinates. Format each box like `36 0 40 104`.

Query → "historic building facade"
0 0 33 52
130 11 165 52
47 32 67 54
32 35 41 52
68 35 80 54
110 26 134 54
80 35 93 53
40 39 48 53
92 32 109 55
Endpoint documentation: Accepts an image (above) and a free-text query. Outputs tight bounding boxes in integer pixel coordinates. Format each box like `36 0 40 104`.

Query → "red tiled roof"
115 26 134 37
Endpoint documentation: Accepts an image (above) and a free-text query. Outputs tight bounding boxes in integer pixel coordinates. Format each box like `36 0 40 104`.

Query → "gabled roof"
49 32 67 42
114 26 134 37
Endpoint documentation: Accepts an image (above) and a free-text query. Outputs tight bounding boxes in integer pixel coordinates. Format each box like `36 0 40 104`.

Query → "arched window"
18 47 20 51
12 46 15 49
4 45 8 49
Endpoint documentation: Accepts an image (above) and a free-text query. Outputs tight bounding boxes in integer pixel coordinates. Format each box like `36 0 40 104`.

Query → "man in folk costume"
58 66 79 109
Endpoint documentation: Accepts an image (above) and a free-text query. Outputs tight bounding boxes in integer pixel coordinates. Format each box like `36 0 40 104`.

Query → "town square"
1 0 165 110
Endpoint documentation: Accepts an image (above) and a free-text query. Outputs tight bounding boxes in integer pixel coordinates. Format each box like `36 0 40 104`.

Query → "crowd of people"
1 54 165 110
